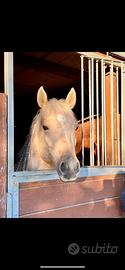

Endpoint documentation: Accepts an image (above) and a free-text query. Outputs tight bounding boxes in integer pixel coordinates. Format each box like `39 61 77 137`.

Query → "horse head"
29 86 80 182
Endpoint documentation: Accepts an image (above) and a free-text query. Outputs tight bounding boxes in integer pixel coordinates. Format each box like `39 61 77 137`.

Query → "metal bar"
91 58 94 166
103 62 107 165
88 58 92 166
101 59 104 165
116 67 120 165
12 182 19 218
12 166 125 183
110 61 114 165
121 63 125 165
78 114 97 123
81 55 84 167
121 62 124 165
123 64 125 165
6 193 13 218
96 60 100 166
4 52 14 218
4 52 14 172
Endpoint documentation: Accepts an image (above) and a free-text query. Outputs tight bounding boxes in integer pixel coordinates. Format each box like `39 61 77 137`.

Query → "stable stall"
0 51 125 217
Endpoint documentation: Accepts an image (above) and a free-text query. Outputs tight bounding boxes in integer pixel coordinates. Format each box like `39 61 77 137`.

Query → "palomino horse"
16 86 80 182
75 116 102 164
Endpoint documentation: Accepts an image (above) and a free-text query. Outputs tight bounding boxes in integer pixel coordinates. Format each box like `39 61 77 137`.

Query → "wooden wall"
0 94 7 218
19 174 125 218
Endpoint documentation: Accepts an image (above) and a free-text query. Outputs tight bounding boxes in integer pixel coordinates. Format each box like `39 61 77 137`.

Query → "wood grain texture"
105 72 120 165
19 174 125 218
21 197 123 218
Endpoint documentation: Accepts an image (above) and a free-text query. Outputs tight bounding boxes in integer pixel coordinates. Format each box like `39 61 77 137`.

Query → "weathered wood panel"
19 174 125 218
21 197 122 218
0 93 7 218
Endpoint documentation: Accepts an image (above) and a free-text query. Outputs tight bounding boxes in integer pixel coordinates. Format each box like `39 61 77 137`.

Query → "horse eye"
75 124 79 131
43 125 49 131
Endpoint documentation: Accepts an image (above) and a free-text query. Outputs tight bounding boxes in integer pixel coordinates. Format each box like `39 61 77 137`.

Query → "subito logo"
68 243 80 255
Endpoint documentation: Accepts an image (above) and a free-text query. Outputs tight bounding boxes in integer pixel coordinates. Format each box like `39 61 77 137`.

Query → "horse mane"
15 133 31 171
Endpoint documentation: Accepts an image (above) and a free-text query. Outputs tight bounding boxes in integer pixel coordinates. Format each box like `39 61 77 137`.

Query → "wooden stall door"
19 173 125 218
0 93 7 217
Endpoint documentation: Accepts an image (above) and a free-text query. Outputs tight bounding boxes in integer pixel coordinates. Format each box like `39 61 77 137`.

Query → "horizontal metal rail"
12 166 125 183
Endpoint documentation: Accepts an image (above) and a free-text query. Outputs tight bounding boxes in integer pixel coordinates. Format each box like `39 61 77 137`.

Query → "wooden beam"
77 52 123 67
109 52 125 61
14 52 81 80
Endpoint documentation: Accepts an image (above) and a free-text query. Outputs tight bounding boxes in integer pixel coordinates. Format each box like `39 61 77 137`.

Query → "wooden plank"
110 52 125 61
105 72 120 165
0 93 7 217
19 174 125 216
14 53 81 80
20 197 122 218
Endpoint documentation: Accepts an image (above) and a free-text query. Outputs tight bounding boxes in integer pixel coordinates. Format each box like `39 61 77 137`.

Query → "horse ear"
37 86 48 108
65 88 76 109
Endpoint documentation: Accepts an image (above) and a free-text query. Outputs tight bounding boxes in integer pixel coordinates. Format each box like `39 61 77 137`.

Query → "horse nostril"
60 161 66 173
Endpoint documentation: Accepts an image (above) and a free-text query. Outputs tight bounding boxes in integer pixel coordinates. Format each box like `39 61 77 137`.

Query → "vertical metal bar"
110 60 114 165
4 52 14 173
116 66 120 165
121 62 123 165
81 55 84 167
13 182 19 218
101 59 104 165
123 63 125 165
91 57 94 166
96 60 100 166
88 58 92 166
4 52 14 217
103 62 107 165
6 192 13 218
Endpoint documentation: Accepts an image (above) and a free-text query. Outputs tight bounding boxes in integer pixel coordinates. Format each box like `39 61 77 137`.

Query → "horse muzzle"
57 155 80 182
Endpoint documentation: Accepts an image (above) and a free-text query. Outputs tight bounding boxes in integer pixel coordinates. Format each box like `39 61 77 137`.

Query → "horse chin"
59 174 79 182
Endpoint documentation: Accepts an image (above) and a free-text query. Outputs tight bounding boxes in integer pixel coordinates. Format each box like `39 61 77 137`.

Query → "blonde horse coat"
26 87 80 182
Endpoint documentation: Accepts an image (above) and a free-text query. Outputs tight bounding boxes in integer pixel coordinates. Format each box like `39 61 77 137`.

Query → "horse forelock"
29 98 77 146
40 98 77 123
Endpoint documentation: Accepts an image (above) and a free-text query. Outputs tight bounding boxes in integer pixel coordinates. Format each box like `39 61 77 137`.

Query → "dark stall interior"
13 52 85 165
